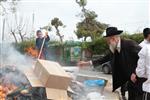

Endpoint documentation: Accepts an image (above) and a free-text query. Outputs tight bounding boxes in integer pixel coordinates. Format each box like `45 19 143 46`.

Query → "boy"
36 30 50 59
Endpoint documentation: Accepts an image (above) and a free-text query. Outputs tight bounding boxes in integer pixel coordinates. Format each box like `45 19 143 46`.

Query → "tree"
75 10 108 41
0 0 19 15
75 0 108 60
75 0 108 41
0 0 20 43
6 14 29 43
16 16 28 42
76 0 87 12
40 25 51 32
51 17 66 63
51 17 65 43
10 29 18 43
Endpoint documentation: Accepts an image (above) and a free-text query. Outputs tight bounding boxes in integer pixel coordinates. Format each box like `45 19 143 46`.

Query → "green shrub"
85 38 108 55
15 33 144 55
15 39 36 54
84 33 144 55
121 33 144 43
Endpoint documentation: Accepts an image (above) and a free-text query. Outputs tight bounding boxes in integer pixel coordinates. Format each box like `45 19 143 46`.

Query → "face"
105 36 119 49
147 34 150 42
37 32 43 38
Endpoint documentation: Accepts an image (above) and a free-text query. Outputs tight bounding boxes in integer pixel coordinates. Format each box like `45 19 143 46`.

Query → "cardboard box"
24 60 72 100
24 68 70 100
34 59 72 90
46 88 68 100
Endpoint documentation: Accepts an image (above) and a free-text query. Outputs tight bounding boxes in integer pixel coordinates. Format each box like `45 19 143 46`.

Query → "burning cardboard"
24 59 72 100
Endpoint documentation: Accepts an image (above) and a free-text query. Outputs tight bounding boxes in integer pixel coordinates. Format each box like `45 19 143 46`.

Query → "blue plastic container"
84 79 105 87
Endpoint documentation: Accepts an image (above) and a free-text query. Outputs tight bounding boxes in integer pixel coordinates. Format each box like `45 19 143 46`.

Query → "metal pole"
2 18 5 41
38 37 46 59
31 12 35 38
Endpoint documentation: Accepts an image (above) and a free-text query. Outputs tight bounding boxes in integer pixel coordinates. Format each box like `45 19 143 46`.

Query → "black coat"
92 39 145 92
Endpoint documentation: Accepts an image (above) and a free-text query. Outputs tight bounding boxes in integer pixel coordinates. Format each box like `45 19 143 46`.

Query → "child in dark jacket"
36 30 50 59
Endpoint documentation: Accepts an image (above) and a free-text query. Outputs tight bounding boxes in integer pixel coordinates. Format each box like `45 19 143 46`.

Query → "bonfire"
25 47 38 58
0 65 46 100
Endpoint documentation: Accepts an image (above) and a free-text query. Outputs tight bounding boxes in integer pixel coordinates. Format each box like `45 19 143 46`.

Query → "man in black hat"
78 27 146 100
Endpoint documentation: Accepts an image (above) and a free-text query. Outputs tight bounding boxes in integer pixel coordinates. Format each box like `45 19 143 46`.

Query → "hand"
130 73 137 83
45 32 48 36
77 61 91 68
44 35 47 38
44 32 48 38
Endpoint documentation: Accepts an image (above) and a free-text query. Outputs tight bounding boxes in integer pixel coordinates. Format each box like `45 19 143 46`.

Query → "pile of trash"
65 67 107 100
69 80 106 100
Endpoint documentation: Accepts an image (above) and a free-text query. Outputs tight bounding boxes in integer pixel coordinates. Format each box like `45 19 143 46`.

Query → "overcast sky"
1 0 150 41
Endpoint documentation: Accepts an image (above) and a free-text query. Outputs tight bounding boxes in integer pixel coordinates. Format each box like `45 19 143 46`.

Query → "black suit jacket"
92 39 145 92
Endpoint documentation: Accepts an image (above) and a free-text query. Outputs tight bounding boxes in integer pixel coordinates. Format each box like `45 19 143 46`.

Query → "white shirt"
139 39 149 48
136 44 150 93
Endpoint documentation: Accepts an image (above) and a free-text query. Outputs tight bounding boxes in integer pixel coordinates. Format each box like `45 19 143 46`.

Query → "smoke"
0 42 34 89
0 43 34 70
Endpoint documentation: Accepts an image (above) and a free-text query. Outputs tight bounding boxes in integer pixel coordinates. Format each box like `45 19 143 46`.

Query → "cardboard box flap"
24 68 44 87
37 59 70 78
23 68 71 100
46 88 68 100
67 87 76 94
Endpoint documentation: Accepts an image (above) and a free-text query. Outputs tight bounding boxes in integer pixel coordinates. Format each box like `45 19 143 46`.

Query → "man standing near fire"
36 30 50 60
78 27 146 100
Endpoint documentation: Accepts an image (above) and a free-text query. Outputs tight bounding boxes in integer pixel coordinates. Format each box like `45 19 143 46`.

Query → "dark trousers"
143 92 150 100
128 81 144 100
128 87 143 100
121 83 127 96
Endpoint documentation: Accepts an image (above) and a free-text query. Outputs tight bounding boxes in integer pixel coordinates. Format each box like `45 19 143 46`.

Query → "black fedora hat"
104 27 123 37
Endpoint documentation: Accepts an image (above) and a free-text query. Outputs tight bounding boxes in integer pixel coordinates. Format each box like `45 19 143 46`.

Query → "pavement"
63 66 120 100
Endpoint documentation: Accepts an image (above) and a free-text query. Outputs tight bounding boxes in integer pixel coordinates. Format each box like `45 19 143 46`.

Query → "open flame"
0 65 30 100
25 47 38 58
0 84 17 100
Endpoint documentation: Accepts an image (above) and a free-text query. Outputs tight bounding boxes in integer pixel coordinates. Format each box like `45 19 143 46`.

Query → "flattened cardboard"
34 59 72 90
46 88 68 100
24 68 43 87
24 67 70 100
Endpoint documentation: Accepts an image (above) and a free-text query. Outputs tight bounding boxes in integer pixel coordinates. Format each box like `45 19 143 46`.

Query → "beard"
109 42 117 53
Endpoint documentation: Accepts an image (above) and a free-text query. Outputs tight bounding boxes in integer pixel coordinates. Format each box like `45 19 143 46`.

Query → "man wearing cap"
78 27 146 100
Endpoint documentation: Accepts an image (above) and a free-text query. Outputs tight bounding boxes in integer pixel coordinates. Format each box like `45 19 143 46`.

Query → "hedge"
15 33 144 55
85 33 144 55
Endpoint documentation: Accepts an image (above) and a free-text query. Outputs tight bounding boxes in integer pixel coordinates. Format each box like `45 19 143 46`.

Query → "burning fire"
0 65 30 100
0 84 17 100
25 47 38 58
